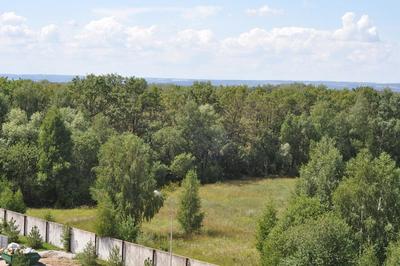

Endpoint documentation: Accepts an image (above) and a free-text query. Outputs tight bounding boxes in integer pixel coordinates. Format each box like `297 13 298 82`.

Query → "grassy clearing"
27 177 296 265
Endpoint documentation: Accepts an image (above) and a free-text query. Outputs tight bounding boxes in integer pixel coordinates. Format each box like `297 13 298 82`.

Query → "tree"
385 240 400 266
256 204 277 254
261 212 356 266
37 107 73 207
170 153 195 180
357 245 379 266
177 170 204 234
297 137 344 206
333 151 400 262
93 133 163 241
0 184 26 213
178 102 223 182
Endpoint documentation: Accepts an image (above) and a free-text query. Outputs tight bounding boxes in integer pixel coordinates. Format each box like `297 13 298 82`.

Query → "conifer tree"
177 170 204 234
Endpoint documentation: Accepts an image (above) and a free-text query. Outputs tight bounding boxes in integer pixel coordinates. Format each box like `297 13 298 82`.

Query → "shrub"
256 204 277 254
61 224 71 251
26 225 43 249
95 196 116 237
106 246 123 266
177 170 204 234
144 258 153 266
43 211 55 222
77 240 98 266
0 187 26 213
117 215 140 242
11 250 31 266
2 218 20 243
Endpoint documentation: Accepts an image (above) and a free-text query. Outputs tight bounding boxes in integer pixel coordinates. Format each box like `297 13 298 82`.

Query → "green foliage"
261 212 356 266
297 137 344 206
170 153 195 180
38 107 73 207
2 218 20 243
61 224 71 251
385 239 400 266
26 225 43 249
177 170 204 234
143 258 153 266
93 133 163 241
333 151 400 261
44 210 55 222
77 240 98 266
0 181 26 213
11 251 31 266
256 204 277 253
95 195 117 237
357 245 379 266
106 246 123 266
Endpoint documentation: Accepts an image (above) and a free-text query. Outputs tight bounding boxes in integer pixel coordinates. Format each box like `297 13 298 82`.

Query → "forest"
1 74 400 264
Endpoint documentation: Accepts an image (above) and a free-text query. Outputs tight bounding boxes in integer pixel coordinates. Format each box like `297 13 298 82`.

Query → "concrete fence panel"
70 227 96 254
0 208 5 221
155 250 187 266
97 237 123 260
124 242 153 266
25 216 47 241
6 211 25 235
47 221 64 249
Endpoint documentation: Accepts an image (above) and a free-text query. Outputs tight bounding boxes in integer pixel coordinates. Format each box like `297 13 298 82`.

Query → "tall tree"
93 133 163 241
37 107 73 207
177 170 204 234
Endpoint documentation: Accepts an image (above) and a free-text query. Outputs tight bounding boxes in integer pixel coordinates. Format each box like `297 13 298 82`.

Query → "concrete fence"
0 209 216 266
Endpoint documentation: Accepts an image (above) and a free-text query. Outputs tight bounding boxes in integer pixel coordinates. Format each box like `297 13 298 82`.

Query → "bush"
106 246 123 266
256 204 277 254
0 186 26 213
61 224 71 251
170 153 195 180
95 196 116 237
117 215 140 242
77 240 98 266
11 251 31 266
2 218 20 243
144 258 153 266
43 211 55 222
26 225 43 249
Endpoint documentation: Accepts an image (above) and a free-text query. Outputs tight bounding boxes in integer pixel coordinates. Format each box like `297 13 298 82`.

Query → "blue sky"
1 1 399 82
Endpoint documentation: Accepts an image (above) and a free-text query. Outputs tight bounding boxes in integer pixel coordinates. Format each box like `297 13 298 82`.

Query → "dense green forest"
2 75 400 264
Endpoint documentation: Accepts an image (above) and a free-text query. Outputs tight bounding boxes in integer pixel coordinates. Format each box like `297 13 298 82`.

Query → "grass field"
27 177 296 265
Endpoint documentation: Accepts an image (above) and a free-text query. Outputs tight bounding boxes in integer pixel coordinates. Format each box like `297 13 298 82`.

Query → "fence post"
23 215 27 236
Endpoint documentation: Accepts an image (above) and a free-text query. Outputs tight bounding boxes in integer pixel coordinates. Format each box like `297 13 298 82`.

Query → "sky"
0 0 399 83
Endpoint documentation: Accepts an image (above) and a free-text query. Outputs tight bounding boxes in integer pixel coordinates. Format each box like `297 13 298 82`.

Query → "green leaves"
177 170 204 234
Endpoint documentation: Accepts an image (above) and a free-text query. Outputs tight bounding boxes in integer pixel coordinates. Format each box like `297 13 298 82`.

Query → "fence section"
47 221 64 249
155 250 187 266
124 242 154 266
71 227 96 254
25 216 47 240
97 237 123 261
6 210 25 235
0 209 216 266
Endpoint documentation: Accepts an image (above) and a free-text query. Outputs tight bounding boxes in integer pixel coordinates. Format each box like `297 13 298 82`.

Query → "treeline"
257 137 400 265
1 75 400 210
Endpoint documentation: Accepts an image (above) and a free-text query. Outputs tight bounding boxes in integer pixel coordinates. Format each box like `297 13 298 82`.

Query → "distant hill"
1 74 400 91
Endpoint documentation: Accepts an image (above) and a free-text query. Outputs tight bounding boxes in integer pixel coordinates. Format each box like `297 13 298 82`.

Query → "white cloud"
334 12 379 42
92 5 221 20
181 6 221 20
0 11 26 24
176 29 214 46
246 5 283 17
0 10 398 83
40 24 59 41
74 16 157 50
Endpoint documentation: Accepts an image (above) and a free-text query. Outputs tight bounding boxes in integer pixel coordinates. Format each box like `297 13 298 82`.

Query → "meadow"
27 177 296 265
